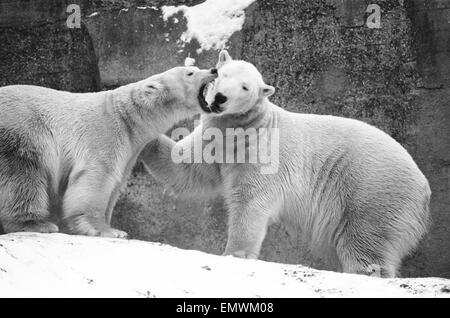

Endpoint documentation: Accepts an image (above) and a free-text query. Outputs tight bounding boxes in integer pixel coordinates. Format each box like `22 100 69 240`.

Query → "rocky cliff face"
0 0 449 278
0 0 100 91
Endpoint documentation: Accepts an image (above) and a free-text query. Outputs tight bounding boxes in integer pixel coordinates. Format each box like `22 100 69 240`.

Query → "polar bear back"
267 107 430 254
276 107 430 200
0 85 106 124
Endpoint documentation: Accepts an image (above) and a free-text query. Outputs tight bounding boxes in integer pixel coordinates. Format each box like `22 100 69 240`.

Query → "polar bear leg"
142 132 222 200
223 198 274 259
0 185 58 234
335 229 398 278
333 196 428 278
60 171 127 238
0 154 58 234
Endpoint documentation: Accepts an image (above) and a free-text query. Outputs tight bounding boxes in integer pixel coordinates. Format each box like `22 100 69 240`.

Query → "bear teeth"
198 84 211 113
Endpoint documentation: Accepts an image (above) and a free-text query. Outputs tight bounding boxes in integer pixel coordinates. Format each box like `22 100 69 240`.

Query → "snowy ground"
0 233 449 298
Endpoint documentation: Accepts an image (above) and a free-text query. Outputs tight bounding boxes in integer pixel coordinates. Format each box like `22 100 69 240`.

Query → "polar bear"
0 66 217 237
141 51 431 277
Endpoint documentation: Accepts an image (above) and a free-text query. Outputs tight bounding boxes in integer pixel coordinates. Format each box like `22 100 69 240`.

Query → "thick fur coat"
142 51 430 277
0 66 217 237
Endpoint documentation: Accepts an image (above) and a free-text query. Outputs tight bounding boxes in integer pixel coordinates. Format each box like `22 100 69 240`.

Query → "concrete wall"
0 0 449 278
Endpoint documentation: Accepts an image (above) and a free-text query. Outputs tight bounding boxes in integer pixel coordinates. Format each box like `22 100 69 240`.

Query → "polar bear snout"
207 92 228 113
213 92 228 105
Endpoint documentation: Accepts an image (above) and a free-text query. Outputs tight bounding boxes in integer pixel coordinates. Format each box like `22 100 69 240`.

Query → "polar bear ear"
144 81 162 94
217 50 232 69
261 84 275 97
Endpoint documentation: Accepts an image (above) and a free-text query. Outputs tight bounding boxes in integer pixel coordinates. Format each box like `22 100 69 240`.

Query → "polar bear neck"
205 99 276 130
106 85 175 148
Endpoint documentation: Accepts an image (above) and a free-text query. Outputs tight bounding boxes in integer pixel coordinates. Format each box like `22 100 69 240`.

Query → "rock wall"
0 0 449 278
0 0 100 91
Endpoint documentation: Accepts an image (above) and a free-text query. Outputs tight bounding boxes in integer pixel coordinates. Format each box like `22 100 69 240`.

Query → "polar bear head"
203 50 275 115
134 66 218 120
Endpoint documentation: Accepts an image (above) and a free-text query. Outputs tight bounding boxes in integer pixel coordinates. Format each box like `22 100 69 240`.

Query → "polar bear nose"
211 68 218 75
214 92 228 105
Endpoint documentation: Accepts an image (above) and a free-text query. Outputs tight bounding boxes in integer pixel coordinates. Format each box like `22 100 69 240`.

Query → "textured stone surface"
83 0 224 87
0 0 100 92
0 0 449 278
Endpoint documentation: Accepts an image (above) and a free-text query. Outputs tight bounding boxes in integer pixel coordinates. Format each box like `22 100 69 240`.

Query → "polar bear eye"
242 85 249 91
187 72 194 77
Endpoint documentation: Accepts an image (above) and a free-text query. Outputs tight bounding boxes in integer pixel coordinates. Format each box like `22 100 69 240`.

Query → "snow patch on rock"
162 0 256 53
184 57 196 66
137 6 158 11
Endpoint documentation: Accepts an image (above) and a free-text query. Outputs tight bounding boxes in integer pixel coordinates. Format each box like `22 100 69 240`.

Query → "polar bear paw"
223 250 258 260
62 214 128 239
97 228 128 239
6 220 60 234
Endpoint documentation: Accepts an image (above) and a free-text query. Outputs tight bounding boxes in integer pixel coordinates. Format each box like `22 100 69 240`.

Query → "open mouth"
198 83 222 114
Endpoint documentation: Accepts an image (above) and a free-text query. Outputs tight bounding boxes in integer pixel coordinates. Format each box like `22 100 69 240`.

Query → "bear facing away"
142 51 431 277
0 66 217 237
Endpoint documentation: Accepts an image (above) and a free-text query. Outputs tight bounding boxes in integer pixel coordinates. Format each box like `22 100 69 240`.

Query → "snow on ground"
162 0 256 53
0 233 449 298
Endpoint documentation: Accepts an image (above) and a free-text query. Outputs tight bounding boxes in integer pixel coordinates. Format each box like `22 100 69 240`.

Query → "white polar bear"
0 66 217 237
142 51 431 277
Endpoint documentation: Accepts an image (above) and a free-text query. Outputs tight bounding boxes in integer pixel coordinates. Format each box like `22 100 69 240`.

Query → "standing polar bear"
142 51 431 277
0 66 217 237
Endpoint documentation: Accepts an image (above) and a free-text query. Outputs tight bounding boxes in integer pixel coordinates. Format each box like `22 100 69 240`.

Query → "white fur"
0 66 217 237
142 52 431 277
